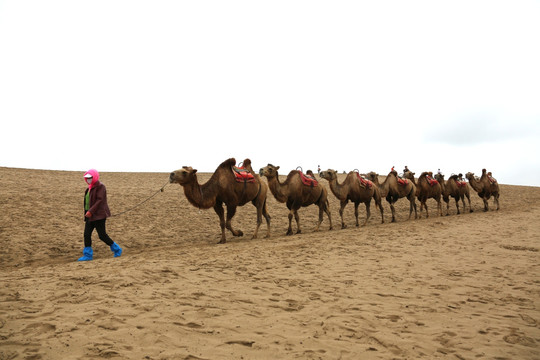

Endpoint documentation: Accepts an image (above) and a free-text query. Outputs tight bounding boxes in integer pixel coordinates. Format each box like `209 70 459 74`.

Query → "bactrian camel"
366 170 417 222
169 158 271 244
434 173 472 215
259 164 332 235
405 171 443 218
465 169 500 211
320 169 384 228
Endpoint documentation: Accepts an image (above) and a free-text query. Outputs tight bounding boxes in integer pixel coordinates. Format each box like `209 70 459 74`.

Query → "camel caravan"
169 158 500 243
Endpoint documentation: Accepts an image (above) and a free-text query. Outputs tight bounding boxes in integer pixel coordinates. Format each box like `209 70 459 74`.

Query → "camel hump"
219 158 236 169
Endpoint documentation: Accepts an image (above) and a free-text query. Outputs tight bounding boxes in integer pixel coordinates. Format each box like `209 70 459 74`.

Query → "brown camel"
405 171 443 218
169 158 271 244
366 170 417 222
465 169 500 211
319 169 384 228
259 164 332 235
434 173 472 215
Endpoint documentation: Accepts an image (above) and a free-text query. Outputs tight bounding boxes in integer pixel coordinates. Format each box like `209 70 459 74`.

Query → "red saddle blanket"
456 180 467 188
232 166 256 183
355 172 373 188
426 176 439 186
300 172 318 187
397 177 409 186
487 176 497 184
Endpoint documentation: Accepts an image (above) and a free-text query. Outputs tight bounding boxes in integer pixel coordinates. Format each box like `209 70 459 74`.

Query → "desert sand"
0 165 538 359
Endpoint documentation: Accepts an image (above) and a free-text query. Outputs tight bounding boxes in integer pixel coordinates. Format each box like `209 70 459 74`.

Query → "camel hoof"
342 224 347 229
217 240 226 244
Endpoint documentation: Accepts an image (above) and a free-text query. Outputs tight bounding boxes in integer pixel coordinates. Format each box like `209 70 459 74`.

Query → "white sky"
1 1 539 186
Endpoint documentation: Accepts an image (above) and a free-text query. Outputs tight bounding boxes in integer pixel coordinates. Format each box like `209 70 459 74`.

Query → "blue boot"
110 242 122 258
77 247 93 261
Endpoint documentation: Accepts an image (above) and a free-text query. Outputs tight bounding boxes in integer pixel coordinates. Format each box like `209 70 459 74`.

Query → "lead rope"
110 180 169 217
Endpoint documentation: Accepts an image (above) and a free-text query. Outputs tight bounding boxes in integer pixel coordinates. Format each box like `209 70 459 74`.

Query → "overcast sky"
1 1 539 186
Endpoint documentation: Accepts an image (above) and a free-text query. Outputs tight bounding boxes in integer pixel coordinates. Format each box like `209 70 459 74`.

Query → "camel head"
169 166 197 185
259 164 279 178
434 173 445 183
403 170 415 180
465 172 475 181
366 171 378 182
319 169 338 181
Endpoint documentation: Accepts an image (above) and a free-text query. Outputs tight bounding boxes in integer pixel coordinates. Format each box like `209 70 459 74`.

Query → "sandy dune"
0 166 538 359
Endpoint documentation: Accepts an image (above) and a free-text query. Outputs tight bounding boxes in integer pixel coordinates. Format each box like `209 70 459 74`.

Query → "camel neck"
267 175 289 202
328 177 347 199
184 178 215 209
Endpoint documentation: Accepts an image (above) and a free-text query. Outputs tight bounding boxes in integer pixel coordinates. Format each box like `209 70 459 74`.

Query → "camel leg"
495 194 500 211
363 201 371 226
294 209 302 234
286 209 294 235
353 202 359 228
389 202 396 223
376 199 384 223
262 202 271 238
324 200 333 230
418 200 424 219
406 198 413 220
483 197 489 212
315 205 324 232
466 194 473 213
251 202 262 240
424 201 429 218
213 202 227 244
437 199 443 217
340 200 348 229
454 198 460 215
225 204 243 237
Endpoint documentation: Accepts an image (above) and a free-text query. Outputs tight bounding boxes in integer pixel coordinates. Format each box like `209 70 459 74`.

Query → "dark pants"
84 219 114 247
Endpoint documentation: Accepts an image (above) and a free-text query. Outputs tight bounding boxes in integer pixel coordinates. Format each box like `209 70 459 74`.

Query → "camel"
169 158 271 244
259 164 332 235
366 170 417 222
319 169 384 228
465 169 500 211
405 171 443 218
434 173 472 215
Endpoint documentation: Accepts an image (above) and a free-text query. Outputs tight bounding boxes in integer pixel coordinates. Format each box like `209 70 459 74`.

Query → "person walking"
78 169 122 261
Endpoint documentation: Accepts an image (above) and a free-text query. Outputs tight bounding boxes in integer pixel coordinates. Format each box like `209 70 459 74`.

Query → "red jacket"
84 181 111 221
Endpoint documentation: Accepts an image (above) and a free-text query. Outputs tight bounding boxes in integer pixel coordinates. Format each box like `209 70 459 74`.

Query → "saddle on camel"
296 167 318 187
232 162 257 183
354 170 373 189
